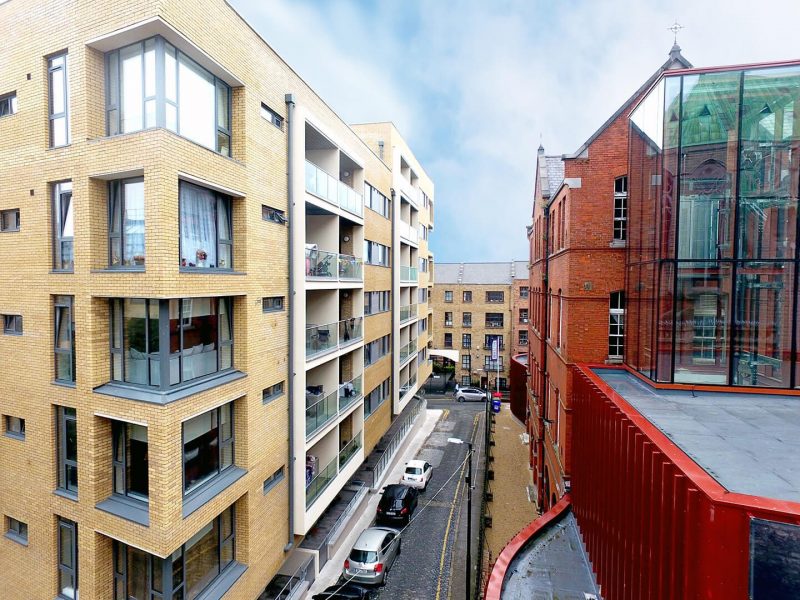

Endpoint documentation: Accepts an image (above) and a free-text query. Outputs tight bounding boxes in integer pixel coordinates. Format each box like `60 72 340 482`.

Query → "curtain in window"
180 184 218 268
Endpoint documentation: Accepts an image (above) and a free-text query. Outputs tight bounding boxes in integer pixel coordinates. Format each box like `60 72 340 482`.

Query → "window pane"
165 44 177 102
59 570 76 599
733 262 793 387
124 299 149 385
216 81 228 129
674 263 732 384
128 423 149 498
180 298 219 381
59 524 73 568
51 67 65 114
178 54 215 150
52 116 67 147
120 43 143 133
123 180 145 265
144 38 156 97
128 546 148 600
183 408 220 490
180 184 218 268
184 519 220 598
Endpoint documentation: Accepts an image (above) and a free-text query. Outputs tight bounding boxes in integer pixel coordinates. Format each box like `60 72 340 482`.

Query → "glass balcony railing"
306 388 338 438
338 254 363 280
305 248 363 281
400 373 417 397
338 375 363 412
306 455 337 509
399 180 419 208
305 160 363 217
400 304 418 323
339 317 363 346
306 317 363 359
399 220 419 243
400 339 417 364
400 266 418 282
339 430 363 470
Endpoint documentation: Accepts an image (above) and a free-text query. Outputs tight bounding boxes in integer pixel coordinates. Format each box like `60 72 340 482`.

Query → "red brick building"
510 260 530 357
527 46 691 511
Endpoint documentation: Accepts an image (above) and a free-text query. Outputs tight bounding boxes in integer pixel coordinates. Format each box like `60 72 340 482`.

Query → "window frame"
112 420 149 503
0 91 17 117
486 291 504 303
262 296 285 313
262 204 286 224
54 295 75 383
260 102 284 130
519 329 529 345
179 181 233 270
182 402 235 495
462 333 471 348
5 415 25 439
609 291 625 358
444 291 453 303
5 516 28 544
461 354 471 370
56 406 78 496
52 182 74 272
0 208 20 232
48 54 69 148
613 175 628 242
262 381 284 404
463 290 472 303
108 178 146 269
57 517 78 599
263 466 285 494
3 314 22 335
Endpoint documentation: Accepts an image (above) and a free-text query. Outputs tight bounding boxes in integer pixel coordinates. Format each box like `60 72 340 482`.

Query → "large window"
461 354 471 370
109 179 145 267
364 240 390 266
183 402 234 493
57 517 78 599
180 182 232 270
364 334 390 366
52 182 74 271
365 377 391 417
365 182 391 218
106 37 231 155
485 334 503 350
609 291 625 358
486 313 504 328
113 505 236 600
112 421 149 501
365 291 390 315
54 295 75 383
486 291 504 303
613 176 627 241
49 54 69 147
56 406 78 495
110 297 234 389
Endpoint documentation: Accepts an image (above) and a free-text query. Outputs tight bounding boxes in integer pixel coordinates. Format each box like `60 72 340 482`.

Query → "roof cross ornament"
668 20 684 45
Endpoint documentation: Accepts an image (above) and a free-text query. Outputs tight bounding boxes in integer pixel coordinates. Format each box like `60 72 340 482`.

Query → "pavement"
483 402 537 571
304 407 443 598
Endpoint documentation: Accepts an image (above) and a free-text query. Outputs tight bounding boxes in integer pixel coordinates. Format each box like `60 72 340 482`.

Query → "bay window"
106 37 231 155
110 297 234 389
180 182 233 270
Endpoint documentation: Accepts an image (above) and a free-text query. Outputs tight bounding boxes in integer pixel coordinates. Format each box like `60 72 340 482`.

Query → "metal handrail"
372 397 425 486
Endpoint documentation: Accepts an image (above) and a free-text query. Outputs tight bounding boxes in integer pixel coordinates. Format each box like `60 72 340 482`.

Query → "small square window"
4 415 25 439
0 209 20 232
262 205 286 225
3 314 22 335
263 296 285 312
444 291 453 303
263 466 285 493
263 381 285 403
5 516 28 544
260 103 284 130
0 92 17 117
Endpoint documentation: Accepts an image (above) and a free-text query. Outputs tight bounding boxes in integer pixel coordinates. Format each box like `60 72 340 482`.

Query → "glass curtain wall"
627 64 800 388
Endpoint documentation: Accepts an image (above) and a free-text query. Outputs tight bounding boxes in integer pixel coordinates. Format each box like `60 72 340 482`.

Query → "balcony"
400 266 419 283
306 375 363 439
306 317 363 359
400 339 418 365
338 375 363 412
400 304 418 323
305 160 363 217
399 220 419 244
399 178 419 208
400 373 418 398
339 430 363 470
305 248 363 281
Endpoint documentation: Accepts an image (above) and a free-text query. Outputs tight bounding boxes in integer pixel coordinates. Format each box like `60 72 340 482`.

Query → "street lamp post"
449 437 474 600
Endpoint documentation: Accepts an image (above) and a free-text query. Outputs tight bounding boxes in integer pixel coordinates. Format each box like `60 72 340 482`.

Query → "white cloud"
230 0 800 262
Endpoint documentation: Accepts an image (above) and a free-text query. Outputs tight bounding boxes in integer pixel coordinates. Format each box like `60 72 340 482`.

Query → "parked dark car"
376 484 419 525
312 582 374 599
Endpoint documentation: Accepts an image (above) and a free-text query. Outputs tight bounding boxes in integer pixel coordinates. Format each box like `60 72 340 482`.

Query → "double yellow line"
434 414 480 600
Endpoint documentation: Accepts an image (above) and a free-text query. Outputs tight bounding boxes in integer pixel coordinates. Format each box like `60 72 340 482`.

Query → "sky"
230 0 800 263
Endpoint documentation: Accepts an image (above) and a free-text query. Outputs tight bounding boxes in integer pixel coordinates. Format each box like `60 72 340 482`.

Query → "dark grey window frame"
0 208 20 232
113 540 164 600
486 291 505 303
56 406 78 496
54 295 75 383
110 297 234 391
365 182 391 219
112 420 149 503
5 516 28 545
52 182 74 272
444 290 453 303
262 296 284 313
365 290 390 315
263 466 285 494
105 36 232 156
179 181 233 271
3 314 22 335
57 517 78 600
182 402 235 496
260 102 284 130
4 415 25 439
48 54 69 148
0 91 17 117
262 204 286 224
108 178 146 269
262 381 284 404
462 333 471 348
364 240 390 267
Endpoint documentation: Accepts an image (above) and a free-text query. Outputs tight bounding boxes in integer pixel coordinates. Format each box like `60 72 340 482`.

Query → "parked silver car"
343 527 402 585
455 385 489 402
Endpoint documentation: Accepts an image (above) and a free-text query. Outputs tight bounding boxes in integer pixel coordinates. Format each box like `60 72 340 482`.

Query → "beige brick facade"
0 0 434 598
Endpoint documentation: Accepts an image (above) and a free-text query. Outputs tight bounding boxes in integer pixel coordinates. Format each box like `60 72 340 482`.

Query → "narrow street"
374 397 486 600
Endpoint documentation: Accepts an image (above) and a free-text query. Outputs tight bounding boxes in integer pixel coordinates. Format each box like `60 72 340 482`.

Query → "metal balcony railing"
305 248 363 281
306 317 364 359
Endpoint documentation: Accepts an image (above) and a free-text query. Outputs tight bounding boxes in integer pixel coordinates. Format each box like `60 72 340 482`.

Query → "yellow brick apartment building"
0 0 434 598
432 262 527 392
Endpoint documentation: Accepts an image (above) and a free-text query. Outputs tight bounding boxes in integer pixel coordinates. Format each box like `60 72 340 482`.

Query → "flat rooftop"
595 369 800 503
501 510 601 599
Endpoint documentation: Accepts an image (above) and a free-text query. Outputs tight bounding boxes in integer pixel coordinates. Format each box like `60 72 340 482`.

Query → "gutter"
284 93 296 551
539 204 551 510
